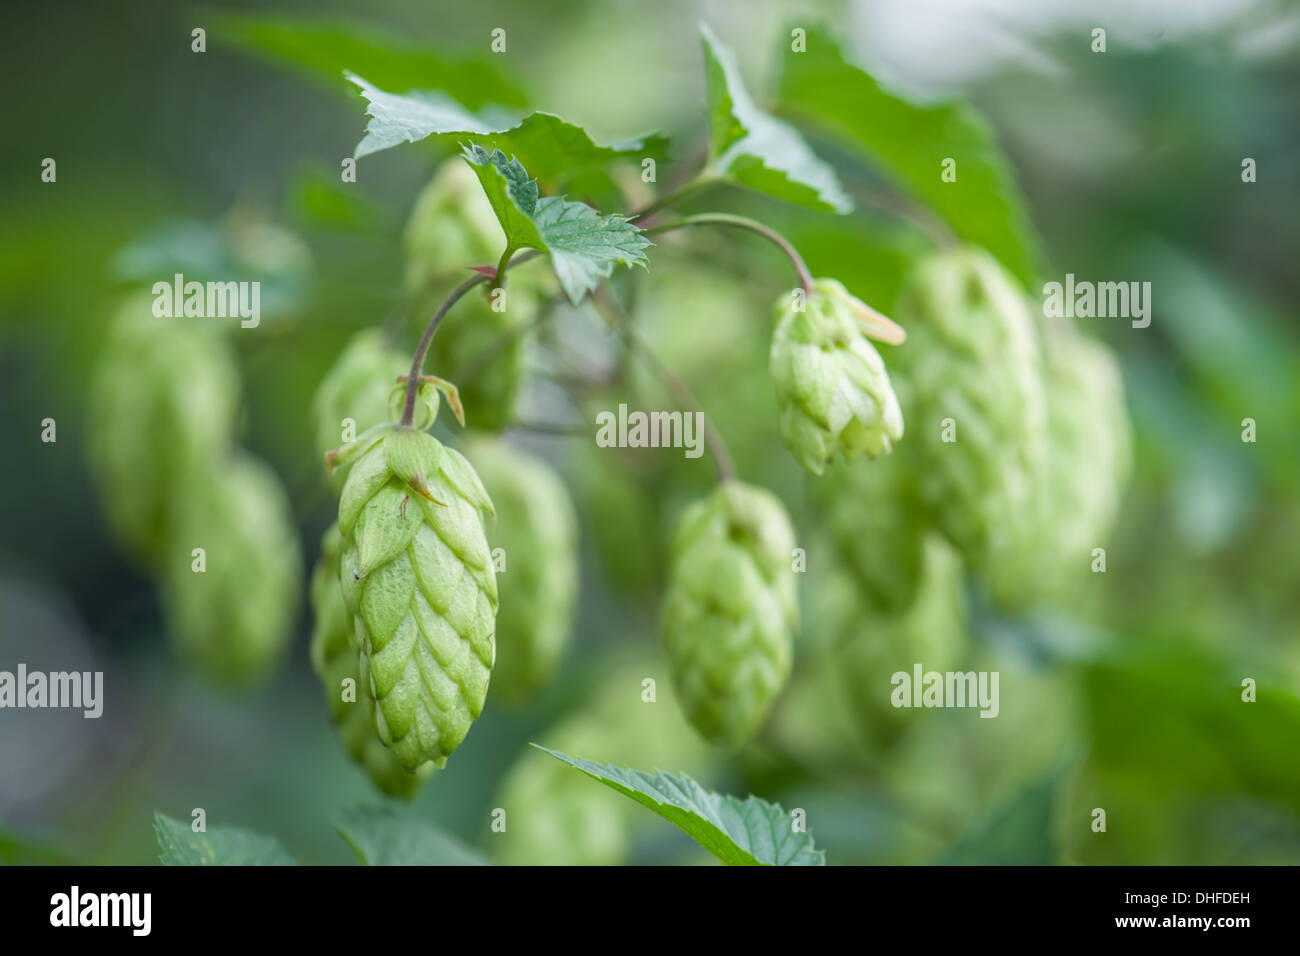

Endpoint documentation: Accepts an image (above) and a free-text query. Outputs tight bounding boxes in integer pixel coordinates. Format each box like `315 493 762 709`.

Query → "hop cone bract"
661 481 798 745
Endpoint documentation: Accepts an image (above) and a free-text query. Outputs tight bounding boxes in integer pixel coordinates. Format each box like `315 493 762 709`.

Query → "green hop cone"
403 159 506 296
465 438 579 704
770 279 905 476
661 481 798 746
422 285 536 430
332 420 498 771
161 455 302 685
991 324 1133 607
892 247 1048 576
312 330 408 484
87 296 240 565
310 524 434 799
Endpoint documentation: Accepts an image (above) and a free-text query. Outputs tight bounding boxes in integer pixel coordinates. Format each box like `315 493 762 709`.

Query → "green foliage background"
1 0 1298 865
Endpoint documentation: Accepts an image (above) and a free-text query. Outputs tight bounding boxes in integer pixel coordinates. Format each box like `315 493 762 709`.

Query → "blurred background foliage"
1 0 1298 865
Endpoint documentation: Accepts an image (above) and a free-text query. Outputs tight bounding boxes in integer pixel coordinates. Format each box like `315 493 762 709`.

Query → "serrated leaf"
221 14 526 109
346 74 668 195
533 745 826 865
334 806 489 866
153 812 296 866
777 24 1040 283
700 23 850 214
462 145 651 304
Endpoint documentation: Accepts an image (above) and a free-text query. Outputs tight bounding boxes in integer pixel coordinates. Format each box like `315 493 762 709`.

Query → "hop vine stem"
400 250 541 427
645 213 814 293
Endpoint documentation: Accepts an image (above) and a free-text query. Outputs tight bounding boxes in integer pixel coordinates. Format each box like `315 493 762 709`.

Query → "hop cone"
310 524 433 799
770 279 904 475
312 330 408 482
661 481 798 745
161 456 302 685
423 286 536 430
832 535 967 752
494 654 705 866
992 325 1132 606
334 423 498 771
466 438 578 704
892 247 1048 575
403 159 505 296
86 297 240 565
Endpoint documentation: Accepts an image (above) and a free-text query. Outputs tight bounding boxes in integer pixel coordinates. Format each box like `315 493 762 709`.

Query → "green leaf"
777 24 1040 283
533 745 826 865
462 145 652 304
346 74 668 193
700 23 850 214
220 14 526 110
334 806 489 866
153 812 296 866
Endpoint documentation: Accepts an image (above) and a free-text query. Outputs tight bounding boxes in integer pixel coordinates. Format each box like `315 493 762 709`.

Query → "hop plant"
494 654 705 866
161 455 302 685
310 524 433 799
312 330 408 482
465 438 579 704
770 278 905 475
330 403 498 771
892 247 1048 577
86 297 240 565
661 481 798 745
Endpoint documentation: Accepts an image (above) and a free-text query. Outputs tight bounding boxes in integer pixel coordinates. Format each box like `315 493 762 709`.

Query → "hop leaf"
161 456 302 685
770 279 904 475
310 524 434 799
86 297 240 565
661 482 798 746
461 144 651 305
892 247 1048 577
336 425 498 771
466 438 579 703
312 330 408 481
